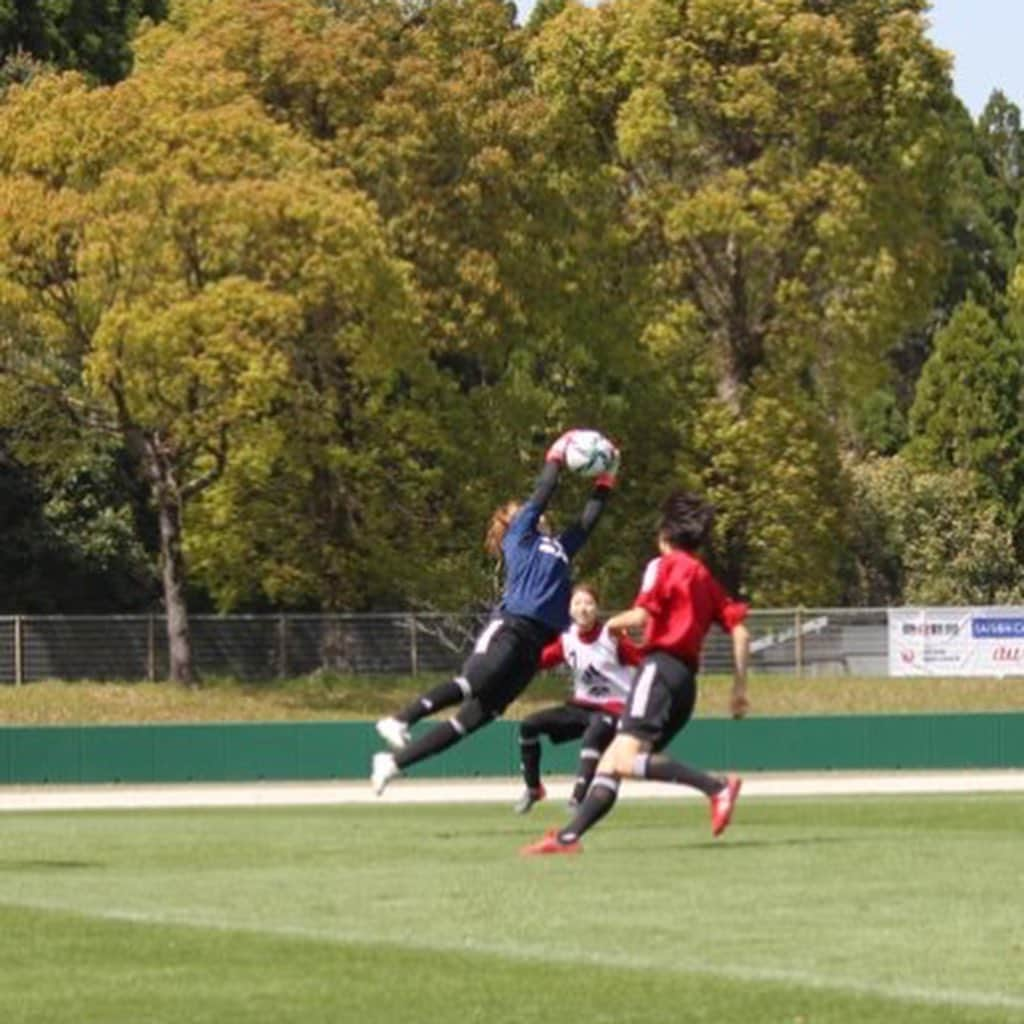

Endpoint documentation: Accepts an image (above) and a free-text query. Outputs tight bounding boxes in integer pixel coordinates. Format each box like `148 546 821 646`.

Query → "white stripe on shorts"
473 619 503 655
629 662 657 719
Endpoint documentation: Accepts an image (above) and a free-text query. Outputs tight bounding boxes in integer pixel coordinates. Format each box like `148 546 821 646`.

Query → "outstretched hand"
595 443 620 489
545 430 577 464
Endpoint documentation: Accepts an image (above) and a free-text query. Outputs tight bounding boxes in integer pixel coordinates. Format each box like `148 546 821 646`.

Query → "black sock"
641 754 723 797
397 679 467 726
558 774 619 844
520 734 542 790
571 750 601 805
395 720 463 770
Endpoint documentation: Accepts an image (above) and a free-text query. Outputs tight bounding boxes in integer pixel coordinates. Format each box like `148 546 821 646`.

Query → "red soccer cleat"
520 828 582 856
710 775 742 837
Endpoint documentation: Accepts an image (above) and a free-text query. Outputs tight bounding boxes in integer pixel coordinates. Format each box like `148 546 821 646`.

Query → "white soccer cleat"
371 751 400 796
375 716 411 751
513 784 547 814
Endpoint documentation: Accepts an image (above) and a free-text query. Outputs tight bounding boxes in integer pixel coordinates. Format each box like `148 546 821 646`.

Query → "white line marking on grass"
6 897 1024 1016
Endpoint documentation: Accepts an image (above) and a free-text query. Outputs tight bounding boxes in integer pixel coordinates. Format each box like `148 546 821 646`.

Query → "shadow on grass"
677 836 852 853
0 859 100 871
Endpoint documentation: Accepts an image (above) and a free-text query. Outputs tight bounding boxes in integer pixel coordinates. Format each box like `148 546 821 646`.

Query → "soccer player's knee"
454 699 492 735
519 720 540 742
599 737 643 777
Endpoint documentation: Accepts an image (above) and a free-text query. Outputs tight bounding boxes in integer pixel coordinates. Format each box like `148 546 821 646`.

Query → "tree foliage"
0 0 1020 630
0 38 424 675
0 0 167 82
846 455 1024 605
907 299 1024 539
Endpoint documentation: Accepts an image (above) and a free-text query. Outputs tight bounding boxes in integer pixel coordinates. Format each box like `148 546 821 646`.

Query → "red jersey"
634 550 748 669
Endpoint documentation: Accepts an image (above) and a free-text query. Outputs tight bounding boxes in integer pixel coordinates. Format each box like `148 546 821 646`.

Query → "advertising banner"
888 607 1024 676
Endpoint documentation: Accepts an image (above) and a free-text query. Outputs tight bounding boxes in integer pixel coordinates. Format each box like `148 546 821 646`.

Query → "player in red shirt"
514 582 644 814
522 490 750 855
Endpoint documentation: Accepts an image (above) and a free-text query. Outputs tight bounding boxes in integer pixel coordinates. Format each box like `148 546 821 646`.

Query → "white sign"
888 607 1024 677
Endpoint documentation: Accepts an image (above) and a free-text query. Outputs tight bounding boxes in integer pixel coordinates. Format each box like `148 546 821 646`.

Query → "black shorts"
618 651 697 752
460 616 549 717
520 703 618 747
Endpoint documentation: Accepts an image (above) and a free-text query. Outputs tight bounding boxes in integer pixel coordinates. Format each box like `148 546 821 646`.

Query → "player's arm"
614 631 646 666
729 622 751 719
520 461 561 524
605 605 648 638
560 441 619 552
712 585 751 720
538 637 565 670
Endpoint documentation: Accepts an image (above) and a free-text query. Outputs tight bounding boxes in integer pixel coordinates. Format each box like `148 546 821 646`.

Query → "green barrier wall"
1 713 1022 785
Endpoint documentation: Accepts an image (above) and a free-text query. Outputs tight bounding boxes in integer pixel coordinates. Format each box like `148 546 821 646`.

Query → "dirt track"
2 770 1023 812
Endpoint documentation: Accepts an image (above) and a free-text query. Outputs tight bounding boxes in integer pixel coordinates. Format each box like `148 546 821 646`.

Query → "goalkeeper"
371 431 619 796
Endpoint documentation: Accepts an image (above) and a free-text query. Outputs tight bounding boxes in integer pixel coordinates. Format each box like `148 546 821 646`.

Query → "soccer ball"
564 430 616 477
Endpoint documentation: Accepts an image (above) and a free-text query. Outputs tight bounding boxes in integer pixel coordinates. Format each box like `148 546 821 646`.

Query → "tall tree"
906 299 1024 541
0 55 421 678
134 0 654 610
529 0 957 601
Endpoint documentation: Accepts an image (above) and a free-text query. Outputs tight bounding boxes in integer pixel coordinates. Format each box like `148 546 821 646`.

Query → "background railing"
0 609 890 684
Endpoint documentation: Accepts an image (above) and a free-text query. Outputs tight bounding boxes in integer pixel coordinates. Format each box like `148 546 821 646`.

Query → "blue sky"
513 0 1023 119
927 0 1023 117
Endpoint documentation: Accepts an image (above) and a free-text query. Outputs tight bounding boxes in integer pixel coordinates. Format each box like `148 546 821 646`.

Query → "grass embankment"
1 671 1023 725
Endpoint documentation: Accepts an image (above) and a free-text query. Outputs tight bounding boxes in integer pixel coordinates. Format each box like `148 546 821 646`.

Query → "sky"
513 0 1024 119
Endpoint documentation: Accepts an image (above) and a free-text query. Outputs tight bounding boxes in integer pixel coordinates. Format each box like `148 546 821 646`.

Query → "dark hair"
658 491 714 552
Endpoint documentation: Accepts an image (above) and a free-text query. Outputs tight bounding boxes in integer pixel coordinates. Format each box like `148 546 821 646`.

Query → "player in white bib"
515 582 643 813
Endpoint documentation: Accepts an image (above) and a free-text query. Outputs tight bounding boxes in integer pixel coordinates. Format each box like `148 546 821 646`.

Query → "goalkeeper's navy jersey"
501 497 586 635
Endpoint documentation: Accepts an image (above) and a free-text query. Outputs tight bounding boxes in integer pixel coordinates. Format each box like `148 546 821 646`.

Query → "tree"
529 0 957 600
695 389 847 605
0 53 422 679
0 0 167 82
132 0 659 610
907 299 1024 539
845 454 1024 605
0 433 154 612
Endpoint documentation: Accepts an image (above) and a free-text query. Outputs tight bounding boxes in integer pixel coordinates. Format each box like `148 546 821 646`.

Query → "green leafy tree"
907 299 1024 538
529 0 957 600
695 389 847 606
0 52 422 679
0 0 167 82
0 435 154 611
845 454 1024 605
134 0 656 610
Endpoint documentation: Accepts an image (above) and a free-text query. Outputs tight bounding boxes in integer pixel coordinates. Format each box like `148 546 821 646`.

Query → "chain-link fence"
0 609 890 684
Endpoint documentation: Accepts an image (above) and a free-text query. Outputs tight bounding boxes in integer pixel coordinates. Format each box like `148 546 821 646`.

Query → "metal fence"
0 608 890 684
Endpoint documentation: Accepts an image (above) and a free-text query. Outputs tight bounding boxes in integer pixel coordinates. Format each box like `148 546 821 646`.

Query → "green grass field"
2 795 1022 1023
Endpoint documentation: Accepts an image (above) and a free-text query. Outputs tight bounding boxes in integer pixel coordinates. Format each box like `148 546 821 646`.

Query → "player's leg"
515 705 588 813
625 656 742 836
373 624 525 794
628 657 722 795
570 711 617 807
376 623 503 748
522 655 670 853
377 675 472 748
521 733 640 852
516 708 550 810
